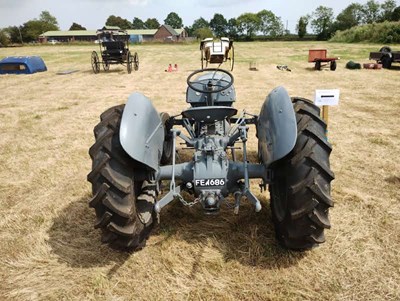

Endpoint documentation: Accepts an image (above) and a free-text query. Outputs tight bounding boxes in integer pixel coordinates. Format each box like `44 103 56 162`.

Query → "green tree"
333 3 363 31
296 16 309 38
69 22 86 30
362 0 381 24
391 6 400 21
187 17 209 36
257 9 284 37
380 0 397 21
0 29 10 46
164 12 183 28
132 17 145 29
210 13 228 37
194 27 213 40
106 15 132 29
18 11 59 43
21 20 58 42
144 18 160 29
226 18 239 39
5 26 23 43
192 17 209 31
311 6 334 40
236 12 261 39
39 11 59 29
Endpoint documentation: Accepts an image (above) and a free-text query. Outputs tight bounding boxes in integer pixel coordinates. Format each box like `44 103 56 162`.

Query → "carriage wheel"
127 51 132 74
229 45 235 71
133 52 139 71
91 51 100 74
102 61 109 71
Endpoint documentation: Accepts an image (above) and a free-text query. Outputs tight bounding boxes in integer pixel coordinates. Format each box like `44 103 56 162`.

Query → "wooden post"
322 105 329 137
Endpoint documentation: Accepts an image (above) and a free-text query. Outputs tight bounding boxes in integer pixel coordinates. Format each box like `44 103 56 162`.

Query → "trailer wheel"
379 46 392 53
87 105 157 250
269 97 334 250
381 55 392 69
330 60 337 71
315 61 321 70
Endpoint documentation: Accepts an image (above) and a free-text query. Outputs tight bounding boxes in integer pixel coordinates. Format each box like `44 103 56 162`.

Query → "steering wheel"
187 68 234 94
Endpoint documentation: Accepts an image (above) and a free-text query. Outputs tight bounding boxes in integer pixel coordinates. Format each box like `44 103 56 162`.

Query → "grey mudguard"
257 86 297 166
120 92 164 171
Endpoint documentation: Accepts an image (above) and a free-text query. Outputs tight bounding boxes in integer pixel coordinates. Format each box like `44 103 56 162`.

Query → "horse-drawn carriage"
91 26 139 74
200 37 234 71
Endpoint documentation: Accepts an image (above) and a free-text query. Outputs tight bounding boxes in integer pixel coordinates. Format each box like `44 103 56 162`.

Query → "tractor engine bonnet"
193 131 230 211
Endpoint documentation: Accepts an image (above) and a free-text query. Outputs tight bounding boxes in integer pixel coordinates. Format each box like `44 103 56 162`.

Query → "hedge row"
330 21 400 43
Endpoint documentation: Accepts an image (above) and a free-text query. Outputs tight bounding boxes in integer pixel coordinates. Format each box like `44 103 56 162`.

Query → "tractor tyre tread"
269 97 334 250
88 105 156 251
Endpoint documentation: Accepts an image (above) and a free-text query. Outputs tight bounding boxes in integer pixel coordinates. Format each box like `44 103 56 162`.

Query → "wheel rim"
134 53 139 71
127 52 132 74
160 112 173 164
91 52 100 73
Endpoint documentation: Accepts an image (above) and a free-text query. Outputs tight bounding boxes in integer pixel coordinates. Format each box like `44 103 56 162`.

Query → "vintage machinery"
91 26 139 74
87 68 334 251
200 38 234 71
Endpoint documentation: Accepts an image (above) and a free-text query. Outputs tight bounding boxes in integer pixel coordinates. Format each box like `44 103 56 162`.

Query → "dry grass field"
0 41 399 301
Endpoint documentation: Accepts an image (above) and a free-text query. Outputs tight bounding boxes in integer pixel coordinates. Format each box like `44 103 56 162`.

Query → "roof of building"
127 29 157 35
41 30 96 37
101 26 121 30
41 29 160 37
175 28 185 35
162 24 178 36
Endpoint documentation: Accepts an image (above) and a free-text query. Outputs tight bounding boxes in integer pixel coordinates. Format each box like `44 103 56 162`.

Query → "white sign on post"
314 89 340 106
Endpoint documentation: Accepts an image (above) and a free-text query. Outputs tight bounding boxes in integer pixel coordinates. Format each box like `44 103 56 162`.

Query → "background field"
0 42 399 301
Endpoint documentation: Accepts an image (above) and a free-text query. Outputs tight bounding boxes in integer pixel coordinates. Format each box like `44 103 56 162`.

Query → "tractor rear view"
87 68 334 251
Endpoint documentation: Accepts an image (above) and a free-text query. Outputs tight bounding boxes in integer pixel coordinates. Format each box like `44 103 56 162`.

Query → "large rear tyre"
269 97 335 250
87 105 157 250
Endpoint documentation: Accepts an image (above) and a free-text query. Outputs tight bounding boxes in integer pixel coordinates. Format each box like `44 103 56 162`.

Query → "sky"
0 0 395 32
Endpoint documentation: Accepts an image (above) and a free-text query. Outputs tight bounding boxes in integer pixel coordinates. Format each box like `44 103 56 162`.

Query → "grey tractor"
87 68 334 251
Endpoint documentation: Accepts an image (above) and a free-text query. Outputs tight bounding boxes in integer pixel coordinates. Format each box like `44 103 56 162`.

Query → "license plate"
194 179 225 187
